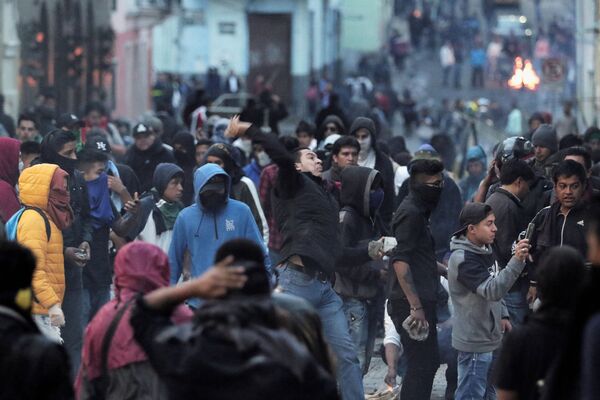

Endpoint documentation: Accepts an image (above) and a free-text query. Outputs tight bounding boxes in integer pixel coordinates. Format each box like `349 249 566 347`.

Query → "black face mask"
200 190 227 212
411 183 442 210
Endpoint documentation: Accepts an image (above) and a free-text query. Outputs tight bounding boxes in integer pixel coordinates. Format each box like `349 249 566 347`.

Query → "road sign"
542 58 564 82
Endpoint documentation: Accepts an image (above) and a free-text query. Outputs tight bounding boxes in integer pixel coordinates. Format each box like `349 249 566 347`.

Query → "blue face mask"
87 172 114 229
369 188 384 215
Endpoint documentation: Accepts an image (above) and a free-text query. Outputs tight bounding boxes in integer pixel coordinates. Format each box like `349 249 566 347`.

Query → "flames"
507 57 540 91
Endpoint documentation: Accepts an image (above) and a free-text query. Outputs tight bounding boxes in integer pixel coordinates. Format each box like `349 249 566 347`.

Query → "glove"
48 304 65 327
368 240 384 260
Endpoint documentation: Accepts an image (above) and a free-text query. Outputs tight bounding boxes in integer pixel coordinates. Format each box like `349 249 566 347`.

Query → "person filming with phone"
448 202 530 399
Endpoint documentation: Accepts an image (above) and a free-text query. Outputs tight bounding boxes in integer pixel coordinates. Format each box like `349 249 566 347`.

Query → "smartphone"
524 223 535 241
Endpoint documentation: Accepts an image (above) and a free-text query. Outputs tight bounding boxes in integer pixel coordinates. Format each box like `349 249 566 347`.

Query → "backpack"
5 206 51 242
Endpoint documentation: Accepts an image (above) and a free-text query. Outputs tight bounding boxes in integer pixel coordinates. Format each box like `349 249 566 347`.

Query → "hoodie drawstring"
213 214 219 239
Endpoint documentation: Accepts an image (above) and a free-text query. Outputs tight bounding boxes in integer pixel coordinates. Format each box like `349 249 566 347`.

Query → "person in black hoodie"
38 128 93 379
125 123 176 194
171 131 196 206
335 165 387 373
350 117 395 227
0 241 72 399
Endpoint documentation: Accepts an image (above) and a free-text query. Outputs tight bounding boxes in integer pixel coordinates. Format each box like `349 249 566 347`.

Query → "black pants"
389 298 440 400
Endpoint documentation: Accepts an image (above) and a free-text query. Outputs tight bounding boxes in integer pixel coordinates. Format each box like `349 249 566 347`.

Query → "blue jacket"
243 160 262 188
168 163 271 306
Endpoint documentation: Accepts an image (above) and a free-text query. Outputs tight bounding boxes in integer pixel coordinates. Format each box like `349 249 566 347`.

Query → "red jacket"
76 242 192 388
0 137 20 223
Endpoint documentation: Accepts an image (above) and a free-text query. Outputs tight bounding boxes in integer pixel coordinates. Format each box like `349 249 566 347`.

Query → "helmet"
494 136 533 164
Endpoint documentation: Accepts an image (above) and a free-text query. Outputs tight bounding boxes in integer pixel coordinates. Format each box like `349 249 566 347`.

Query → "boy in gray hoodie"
448 203 530 400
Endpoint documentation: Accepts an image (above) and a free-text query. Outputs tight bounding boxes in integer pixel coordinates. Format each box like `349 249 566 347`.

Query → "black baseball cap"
132 123 151 137
85 135 112 154
56 113 84 129
453 203 494 237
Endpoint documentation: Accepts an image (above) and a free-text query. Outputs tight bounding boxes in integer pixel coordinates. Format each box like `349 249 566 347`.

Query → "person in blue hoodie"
168 163 270 309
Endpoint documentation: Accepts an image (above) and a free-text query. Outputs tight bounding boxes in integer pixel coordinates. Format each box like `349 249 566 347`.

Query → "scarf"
155 196 183 231
86 172 115 229
47 169 73 230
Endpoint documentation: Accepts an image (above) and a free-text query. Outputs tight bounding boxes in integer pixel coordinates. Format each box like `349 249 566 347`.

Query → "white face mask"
256 151 272 167
18 159 24 173
357 135 372 157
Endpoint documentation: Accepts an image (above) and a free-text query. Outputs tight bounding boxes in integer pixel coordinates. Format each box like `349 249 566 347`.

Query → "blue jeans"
62 263 84 380
82 286 111 325
342 298 368 371
503 285 529 327
456 351 496 400
278 266 364 400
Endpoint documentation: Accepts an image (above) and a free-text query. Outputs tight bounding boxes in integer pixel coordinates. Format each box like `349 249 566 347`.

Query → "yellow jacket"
17 163 65 315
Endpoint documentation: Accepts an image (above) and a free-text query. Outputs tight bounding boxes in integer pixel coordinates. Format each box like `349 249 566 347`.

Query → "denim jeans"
342 297 368 371
277 266 364 400
82 285 111 325
456 351 496 400
503 284 529 327
388 299 440 400
62 262 84 380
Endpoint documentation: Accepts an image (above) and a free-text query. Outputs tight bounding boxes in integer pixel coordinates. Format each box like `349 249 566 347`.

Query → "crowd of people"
0 67 599 400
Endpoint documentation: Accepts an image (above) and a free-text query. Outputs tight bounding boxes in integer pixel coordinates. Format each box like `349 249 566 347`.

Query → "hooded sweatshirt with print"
168 163 270 308
448 235 525 353
0 137 20 223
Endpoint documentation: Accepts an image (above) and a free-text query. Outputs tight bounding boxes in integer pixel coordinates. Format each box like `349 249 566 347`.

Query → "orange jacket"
17 163 65 315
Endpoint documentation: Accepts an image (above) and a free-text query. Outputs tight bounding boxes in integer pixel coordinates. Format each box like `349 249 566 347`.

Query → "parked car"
207 92 254 118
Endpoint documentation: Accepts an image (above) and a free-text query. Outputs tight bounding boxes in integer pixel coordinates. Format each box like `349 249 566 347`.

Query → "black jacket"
334 166 385 299
529 201 587 272
488 174 553 225
131 297 338 400
0 306 73 399
247 125 340 273
125 139 176 194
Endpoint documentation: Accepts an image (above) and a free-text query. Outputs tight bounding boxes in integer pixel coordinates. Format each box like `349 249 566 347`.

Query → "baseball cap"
453 203 493 237
85 135 111 154
56 113 84 129
132 123 151 137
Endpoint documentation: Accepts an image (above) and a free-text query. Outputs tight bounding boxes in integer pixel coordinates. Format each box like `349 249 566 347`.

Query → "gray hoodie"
448 235 526 353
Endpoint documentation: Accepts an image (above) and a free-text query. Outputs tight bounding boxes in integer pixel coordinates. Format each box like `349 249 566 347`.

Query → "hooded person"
459 145 487 203
334 165 388 372
0 137 21 223
16 163 73 343
168 163 271 309
205 143 269 246
76 242 193 399
125 123 176 194
0 240 73 399
171 131 196 206
349 117 395 226
316 114 347 144
37 129 93 378
133 238 337 400
132 163 185 254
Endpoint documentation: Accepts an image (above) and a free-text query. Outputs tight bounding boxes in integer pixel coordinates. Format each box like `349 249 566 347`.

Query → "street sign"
542 58 564 82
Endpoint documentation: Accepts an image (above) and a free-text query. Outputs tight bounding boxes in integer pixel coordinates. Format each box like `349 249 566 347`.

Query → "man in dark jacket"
125 123 176 193
335 166 386 372
529 160 589 286
228 118 365 400
38 128 93 378
132 239 338 400
485 159 535 326
0 240 72 399
388 158 445 400
350 117 396 227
